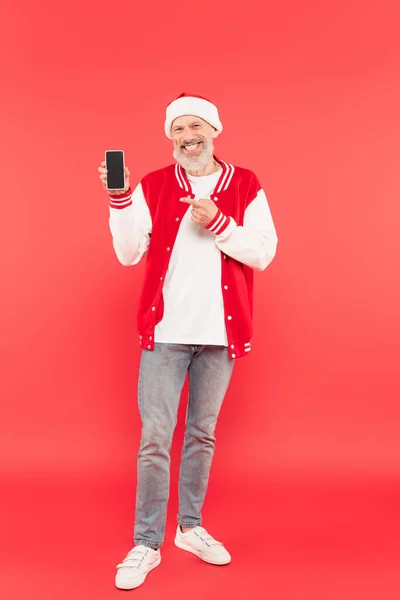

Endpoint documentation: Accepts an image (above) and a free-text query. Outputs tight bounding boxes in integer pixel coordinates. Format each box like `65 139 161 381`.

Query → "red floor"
1 473 399 599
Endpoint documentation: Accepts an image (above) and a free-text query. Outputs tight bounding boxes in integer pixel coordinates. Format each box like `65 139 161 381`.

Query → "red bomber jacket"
134 158 262 360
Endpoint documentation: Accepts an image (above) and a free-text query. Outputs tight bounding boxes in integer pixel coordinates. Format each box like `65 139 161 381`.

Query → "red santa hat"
164 93 223 139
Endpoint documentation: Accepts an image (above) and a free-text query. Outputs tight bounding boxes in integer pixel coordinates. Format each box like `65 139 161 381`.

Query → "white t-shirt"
154 169 228 346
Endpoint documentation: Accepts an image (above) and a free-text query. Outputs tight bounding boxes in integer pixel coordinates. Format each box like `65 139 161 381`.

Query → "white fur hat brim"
165 95 223 139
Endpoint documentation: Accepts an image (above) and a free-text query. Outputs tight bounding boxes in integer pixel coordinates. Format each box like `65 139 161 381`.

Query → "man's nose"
182 126 194 140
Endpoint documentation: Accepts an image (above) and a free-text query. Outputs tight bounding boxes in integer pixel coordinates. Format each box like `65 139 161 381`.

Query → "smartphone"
105 150 126 190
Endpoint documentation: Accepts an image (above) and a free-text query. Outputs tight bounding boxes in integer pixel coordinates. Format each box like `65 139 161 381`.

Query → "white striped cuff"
206 209 231 236
109 188 132 210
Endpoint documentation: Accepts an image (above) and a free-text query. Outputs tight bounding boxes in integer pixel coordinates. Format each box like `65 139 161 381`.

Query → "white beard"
173 139 213 173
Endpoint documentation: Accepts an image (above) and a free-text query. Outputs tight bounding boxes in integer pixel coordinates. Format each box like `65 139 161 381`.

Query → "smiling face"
171 115 219 173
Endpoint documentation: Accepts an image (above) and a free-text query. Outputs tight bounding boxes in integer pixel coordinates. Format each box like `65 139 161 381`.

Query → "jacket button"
224 285 228 290
152 306 155 311
231 353 236 358
227 315 232 320
231 344 234 349
176 217 180 221
147 345 151 350
149 336 152 341
167 247 171 251
160 276 163 281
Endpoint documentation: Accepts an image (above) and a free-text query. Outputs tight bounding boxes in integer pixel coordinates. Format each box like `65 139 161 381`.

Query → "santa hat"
164 93 223 139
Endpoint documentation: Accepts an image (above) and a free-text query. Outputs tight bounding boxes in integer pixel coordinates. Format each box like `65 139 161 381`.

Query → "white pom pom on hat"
164 93 223 139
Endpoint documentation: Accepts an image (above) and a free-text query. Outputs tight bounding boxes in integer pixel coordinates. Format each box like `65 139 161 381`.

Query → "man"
98 93 278 590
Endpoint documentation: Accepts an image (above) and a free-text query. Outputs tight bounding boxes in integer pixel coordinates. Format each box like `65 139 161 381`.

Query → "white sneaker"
115 545 161 590
174 525 231 565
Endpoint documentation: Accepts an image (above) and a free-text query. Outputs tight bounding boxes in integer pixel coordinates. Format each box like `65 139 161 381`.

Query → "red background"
1 0 400 598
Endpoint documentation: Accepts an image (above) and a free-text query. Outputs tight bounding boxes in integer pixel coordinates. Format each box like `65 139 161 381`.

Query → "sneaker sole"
115 555 161 590
174 537 231 565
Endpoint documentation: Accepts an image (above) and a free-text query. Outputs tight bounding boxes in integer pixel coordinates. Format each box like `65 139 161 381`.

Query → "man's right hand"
98 160 130 195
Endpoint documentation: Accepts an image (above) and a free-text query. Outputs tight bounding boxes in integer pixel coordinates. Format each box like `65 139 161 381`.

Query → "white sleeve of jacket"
214 189 278 271
108 183 152 266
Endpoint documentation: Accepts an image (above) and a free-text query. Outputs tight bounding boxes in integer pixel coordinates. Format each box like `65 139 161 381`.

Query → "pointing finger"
179 195 197 205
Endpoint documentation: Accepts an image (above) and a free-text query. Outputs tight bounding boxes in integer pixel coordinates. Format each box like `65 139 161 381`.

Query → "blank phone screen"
106 151 125 189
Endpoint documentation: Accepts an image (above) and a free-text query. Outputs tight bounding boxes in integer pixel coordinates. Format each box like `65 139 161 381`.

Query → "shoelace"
192 527 223 547
116 547 149 569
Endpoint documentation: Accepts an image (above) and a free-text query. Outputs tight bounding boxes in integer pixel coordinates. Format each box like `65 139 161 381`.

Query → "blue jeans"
133 343 234 550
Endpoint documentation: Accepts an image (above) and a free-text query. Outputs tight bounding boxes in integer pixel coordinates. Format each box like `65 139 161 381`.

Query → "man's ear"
212 127 220 140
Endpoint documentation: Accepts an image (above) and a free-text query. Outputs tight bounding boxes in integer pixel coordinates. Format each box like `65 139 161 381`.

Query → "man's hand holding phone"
98 151 130 195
